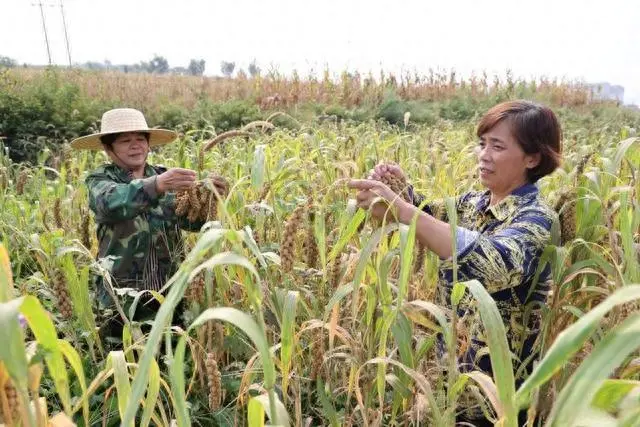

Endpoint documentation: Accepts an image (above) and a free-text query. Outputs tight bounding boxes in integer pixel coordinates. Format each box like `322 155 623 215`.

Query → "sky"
1 0 639 105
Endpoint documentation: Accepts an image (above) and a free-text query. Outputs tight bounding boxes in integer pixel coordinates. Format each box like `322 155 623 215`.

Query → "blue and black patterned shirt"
413 183 556 379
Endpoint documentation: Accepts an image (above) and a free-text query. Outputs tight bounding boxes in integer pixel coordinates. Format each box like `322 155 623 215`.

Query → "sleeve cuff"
456 227 480 255
408 184 428 210
141 176 159 201
440 226 480 261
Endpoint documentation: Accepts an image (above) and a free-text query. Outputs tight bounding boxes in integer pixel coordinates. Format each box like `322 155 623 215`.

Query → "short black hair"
477 100 562 183
100 132 150 148
100 133 120 147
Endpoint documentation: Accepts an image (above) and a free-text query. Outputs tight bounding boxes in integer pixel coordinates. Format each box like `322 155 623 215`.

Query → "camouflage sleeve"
443 207 553 293
86 172 160 223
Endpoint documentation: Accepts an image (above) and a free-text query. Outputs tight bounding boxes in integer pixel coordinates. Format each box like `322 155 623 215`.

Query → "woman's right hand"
348 178 414 223
156 168 197 194
368 162 406 182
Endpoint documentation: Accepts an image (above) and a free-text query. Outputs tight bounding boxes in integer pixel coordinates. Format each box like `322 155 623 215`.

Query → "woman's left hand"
208 173 229 196
348 179 409 222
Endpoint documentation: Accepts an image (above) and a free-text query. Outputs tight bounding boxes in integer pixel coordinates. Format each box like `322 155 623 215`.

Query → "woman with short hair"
349 100 562 425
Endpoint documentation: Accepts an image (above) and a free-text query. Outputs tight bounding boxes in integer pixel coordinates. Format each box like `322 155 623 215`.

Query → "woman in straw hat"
72 107 228 346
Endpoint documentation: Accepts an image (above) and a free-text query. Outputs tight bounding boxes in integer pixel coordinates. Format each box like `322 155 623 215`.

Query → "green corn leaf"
279 289 299 401
189 307 288 426
252 144 267 189
248 397 266 427
140 358 161 427
397 214 418 305
0 298 33 427
108 350 133 427
517 285 640 408
462 280 517 427
252 392 291 427
20 295 73 415
316 379 340 427
169 335 190 427
57 339 90 426
547 313 640 426
0 243 15 303
324 282 356 319
328 207 366 261
590 379 640 414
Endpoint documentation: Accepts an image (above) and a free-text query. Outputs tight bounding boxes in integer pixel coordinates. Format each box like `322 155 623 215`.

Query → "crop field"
0 68 639 426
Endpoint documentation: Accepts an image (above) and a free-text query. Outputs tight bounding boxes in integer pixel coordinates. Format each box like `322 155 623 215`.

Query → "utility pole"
32 1 53 65
59 0 72 66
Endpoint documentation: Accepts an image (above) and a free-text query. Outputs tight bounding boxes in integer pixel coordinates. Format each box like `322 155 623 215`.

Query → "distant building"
590 82 625 103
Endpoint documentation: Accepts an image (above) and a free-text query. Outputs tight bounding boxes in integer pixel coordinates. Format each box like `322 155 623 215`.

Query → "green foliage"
0 72 263 163
438 96 483 121
0 67 639 425
375 91 440 126
375 90 413 125
156 103 190 132
0 108 639 425
0 69 101 163
2 68 639 166
208 99 262 131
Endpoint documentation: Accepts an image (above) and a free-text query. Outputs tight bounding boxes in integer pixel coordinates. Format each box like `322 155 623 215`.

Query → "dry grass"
5 67 596 114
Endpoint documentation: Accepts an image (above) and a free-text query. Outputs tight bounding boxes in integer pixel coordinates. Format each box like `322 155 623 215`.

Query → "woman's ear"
103 145 117 163
526 152 541 170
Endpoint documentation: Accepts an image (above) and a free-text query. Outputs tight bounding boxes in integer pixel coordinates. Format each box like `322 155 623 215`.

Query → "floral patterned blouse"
412 183 556 382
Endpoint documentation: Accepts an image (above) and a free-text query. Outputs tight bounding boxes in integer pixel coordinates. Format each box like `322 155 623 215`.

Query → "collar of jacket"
474 183 538 221
108 163 158 182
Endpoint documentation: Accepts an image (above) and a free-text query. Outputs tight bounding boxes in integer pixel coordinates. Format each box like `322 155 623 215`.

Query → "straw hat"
71 108 177 150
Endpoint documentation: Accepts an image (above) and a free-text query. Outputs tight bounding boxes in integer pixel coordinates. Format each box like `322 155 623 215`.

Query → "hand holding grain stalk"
368 162 412 201
348 178 412 223
347 161 414 222
174 174 230 223
155 167 197 193
368 162 407 183
170 130 241 223
155 167 229 223
207 173 230 196
154 168 229 196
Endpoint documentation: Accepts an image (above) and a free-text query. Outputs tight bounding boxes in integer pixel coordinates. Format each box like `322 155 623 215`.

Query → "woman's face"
108 132 150 169
475 120 540 196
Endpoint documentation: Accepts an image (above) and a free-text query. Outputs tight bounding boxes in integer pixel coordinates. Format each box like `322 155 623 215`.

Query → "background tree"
248 59 261 77
220 61 235 77
148 55 169 74
0 56 17 68
188 59 206 76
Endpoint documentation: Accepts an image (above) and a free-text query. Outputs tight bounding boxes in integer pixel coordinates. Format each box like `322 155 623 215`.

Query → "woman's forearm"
87 174 159 223
397 201 454 259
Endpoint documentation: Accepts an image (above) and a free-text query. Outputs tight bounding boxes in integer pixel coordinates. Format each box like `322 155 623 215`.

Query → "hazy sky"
1 0 639 104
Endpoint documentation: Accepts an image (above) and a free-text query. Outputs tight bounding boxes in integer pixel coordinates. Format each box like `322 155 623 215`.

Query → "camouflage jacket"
412 183 556 381
86 163 204 295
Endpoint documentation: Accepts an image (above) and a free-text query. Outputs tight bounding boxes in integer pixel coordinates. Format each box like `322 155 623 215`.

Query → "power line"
59 0 72 66
31 1 52 65
30 0 73 67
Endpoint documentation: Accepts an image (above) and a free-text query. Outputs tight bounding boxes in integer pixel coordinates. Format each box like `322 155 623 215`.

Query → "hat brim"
71 129 177 150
